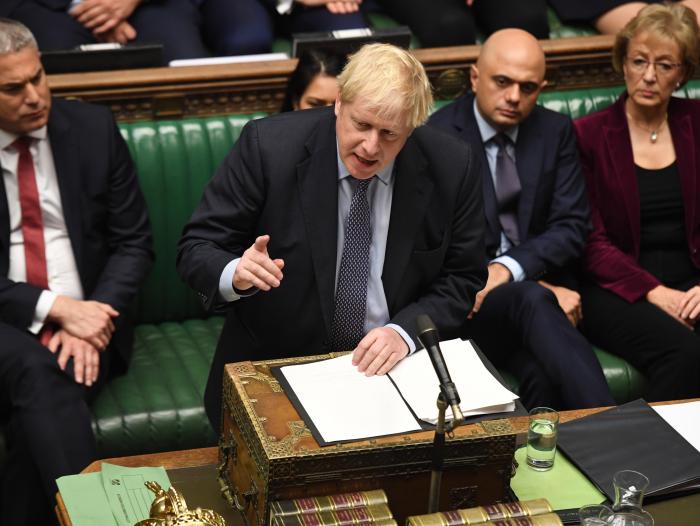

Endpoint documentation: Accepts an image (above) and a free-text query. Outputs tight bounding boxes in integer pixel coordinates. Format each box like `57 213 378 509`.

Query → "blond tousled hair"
337 43 433 129
612 3 700 86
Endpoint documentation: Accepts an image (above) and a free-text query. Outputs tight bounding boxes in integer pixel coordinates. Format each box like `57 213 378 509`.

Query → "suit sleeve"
176 119 265 311
388 144 488 343
575 121 660 303
502 117 590 280
87 110 154 312
0 279 43 329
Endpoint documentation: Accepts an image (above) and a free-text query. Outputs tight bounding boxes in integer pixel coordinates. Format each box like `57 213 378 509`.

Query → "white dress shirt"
0 127 83 333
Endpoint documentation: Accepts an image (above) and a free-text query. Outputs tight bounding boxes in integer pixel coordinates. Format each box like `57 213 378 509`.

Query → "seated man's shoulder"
51 97 113 121
413 121 473 156
426 94 471 129
526 103 574 133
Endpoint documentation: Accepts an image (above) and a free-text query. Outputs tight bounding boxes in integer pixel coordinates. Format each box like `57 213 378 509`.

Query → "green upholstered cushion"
92 317 223 457
547 8 597 39
120 114 266 325
594 347 646 405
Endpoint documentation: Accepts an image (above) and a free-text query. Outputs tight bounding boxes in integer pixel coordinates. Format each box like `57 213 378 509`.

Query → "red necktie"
13 137 53 345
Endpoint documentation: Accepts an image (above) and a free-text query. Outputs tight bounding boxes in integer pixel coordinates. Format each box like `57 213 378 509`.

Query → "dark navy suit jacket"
428 93 590 285
0 98 153 374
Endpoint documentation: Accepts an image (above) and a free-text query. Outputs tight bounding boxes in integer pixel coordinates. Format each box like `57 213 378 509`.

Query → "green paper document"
56 463 171 526
510 446 606 510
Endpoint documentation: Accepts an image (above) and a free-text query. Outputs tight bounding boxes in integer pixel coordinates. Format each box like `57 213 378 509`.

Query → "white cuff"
219 258 259 302
491 255 525 282
277 0 294 14
386 323 417 354
30 290 57 334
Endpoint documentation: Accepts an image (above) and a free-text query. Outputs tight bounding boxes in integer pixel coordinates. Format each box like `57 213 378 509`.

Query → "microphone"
416 314 464 423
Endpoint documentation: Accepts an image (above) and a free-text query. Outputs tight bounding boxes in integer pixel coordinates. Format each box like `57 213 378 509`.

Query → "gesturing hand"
233 235 285 292
351 327 409 376
47 329 101 386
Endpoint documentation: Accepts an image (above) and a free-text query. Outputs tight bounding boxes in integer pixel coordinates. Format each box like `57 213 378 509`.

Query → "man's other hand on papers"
352 326 409 376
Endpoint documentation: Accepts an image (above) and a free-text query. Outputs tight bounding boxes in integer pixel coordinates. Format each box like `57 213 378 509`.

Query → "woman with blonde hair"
575 3 700 400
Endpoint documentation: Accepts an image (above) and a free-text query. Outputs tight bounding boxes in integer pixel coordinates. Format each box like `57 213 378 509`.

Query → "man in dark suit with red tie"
429 29 614 411
0 18 152 524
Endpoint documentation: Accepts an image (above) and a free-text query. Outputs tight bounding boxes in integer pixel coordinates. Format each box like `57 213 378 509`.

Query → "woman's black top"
637 161 699 287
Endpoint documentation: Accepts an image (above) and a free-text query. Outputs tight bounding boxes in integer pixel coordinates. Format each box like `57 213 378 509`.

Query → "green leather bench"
92 81 700 458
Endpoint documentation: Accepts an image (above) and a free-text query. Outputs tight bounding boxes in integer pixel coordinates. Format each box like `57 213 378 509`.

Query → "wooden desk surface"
56 400 696 526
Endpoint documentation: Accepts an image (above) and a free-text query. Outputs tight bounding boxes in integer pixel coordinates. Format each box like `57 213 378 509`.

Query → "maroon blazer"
574 95 700 303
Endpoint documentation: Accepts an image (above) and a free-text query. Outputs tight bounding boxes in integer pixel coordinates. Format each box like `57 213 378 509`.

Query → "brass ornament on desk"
135 481 226 526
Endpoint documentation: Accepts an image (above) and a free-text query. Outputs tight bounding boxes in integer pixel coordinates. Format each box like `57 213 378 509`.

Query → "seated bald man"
177 43 487 431
429 29 614 410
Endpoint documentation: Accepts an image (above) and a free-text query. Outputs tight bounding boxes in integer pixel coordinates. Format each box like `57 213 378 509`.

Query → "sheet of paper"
57 471 118 526
279 353 422 443
169 53 288 67
101 463 172 526
653 401 700 453
388 339 518 423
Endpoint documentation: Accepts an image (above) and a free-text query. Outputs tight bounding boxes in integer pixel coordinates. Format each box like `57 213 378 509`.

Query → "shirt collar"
336 142 395 187
0 126 47 151
473 99 518 146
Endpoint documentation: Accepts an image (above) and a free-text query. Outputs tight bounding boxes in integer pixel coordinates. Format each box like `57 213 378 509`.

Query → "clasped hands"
295 0 362 14
45 295 119 386
234 234 408 375
69 0 139 44
646 284 700 328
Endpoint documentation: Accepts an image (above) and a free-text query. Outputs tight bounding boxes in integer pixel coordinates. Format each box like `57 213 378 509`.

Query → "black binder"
558 399 700 502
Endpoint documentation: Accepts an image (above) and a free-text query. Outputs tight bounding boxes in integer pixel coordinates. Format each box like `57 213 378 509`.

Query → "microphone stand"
428 392 464 513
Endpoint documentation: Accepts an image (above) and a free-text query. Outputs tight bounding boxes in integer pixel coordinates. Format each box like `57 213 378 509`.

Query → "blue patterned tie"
331 178 373 352
493 133 521 246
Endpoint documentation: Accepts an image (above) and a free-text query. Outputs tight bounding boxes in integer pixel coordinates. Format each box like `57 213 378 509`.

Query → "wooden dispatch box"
217 354 518 526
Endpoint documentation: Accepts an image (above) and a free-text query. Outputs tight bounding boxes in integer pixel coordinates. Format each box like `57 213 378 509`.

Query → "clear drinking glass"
526 407 559 471
612 470 649 512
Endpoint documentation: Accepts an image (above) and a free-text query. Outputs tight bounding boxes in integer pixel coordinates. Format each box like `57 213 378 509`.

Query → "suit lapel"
383 136 432 312
514 118 544 241
48 101 85 280
457 98 500 250
604 99 640 250
296 115 338 336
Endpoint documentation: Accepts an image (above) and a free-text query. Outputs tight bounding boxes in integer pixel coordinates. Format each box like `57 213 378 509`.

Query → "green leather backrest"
120 114 266 324
120 80 699 324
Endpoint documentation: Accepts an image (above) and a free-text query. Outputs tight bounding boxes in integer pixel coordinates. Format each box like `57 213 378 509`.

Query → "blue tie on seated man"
429 28 615 411
176 43 489 432
0 18 153 525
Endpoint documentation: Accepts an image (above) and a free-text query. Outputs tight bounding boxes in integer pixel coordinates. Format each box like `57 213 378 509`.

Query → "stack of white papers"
653 400 700 453
278 339 518 444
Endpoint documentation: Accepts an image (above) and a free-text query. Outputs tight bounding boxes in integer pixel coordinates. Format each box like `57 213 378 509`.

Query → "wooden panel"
48 36 625 121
